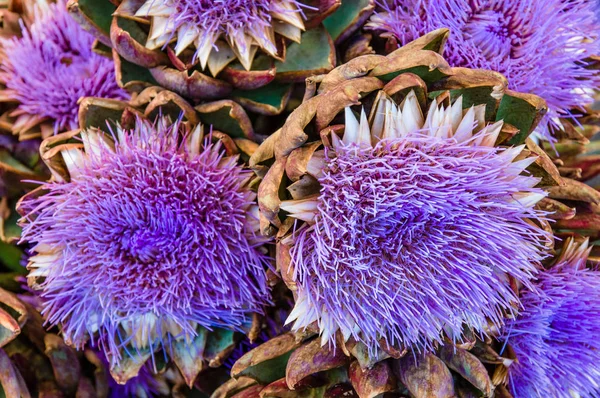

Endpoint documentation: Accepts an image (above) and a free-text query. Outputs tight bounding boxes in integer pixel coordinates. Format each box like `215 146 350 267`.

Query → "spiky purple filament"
173 0 273 28
163 0 302 48
464 9 520 58
0 0 128 132
292 136 546 352
19 119 270 358
371 0 600 138
503 265 600 397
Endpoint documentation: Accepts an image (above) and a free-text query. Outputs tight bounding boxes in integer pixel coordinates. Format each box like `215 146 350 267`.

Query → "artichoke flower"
0 0 128 140
365 0 600 141
497 237 600 397
250 29 554 375
211 240 600 398
67 0 376 114
16 91 272 386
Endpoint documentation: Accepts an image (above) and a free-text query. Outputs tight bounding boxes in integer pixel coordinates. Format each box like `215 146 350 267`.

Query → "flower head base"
501 238 600 397
136 0 305 73
367 0 600 139
18 117 270 364
283 92 548 353
0 0 128 135
95 351 164 398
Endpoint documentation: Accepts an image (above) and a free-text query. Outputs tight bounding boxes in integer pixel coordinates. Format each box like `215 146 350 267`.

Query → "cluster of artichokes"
1 0 600 397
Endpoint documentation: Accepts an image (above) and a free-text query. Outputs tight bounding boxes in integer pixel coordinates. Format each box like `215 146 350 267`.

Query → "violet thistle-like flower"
500 238 600 397
366 0 600 140
282 92 548 354
135 0 307 72
0 0 128 136
17 117 270 375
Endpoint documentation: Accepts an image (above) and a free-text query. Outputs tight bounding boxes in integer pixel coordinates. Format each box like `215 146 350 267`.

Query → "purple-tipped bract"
19 118 270 361
0 0 128 132
368 0 600 138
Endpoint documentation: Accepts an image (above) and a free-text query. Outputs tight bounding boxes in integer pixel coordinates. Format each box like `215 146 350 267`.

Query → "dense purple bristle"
502 253 600 397
371 0 600 139
0 0 128 132
19 118 270 359
173 0 273 28
292 136 547 352
163 0 303 47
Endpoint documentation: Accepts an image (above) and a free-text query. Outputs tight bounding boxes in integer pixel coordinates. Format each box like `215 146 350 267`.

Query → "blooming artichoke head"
17 92 271 385
68 0 376 112
499 237 600 397
252 30 553 360
0 0 128 139
366 0 600 140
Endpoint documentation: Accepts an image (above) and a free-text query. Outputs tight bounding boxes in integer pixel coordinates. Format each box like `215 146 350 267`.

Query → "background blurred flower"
500 238 600 397
0 0 128 136
367 0 600 140
18 116 270 373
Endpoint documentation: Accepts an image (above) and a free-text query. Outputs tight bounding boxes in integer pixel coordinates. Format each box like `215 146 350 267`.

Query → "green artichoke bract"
66 0 376 115
217 329 517 398
535 106 600 243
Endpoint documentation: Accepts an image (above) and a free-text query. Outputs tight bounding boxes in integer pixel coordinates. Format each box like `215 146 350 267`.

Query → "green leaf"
496 91 547 145
231 333 302 385
232 82 293 115
76 0 116 35
0 241 24 274
118 56 158 87
235 350 294 385
116 17 148 46
196 102 252 139
274 26 335 82
78 98 127 131
0 273 22 292
2 209 21 244
449 87 497 120
0 151 35 176
204 329 236 367
379 66 449 85
323 0 371 42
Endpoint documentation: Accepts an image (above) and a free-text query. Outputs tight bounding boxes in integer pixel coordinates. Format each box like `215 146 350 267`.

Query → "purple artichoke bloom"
18 117 270 365
283 93 548 353
501 238 600 397
135 0 306 72
0 0 128 133
367 0 600 140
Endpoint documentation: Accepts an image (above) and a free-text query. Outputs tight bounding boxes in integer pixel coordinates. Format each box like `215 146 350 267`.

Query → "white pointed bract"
135 0 306 74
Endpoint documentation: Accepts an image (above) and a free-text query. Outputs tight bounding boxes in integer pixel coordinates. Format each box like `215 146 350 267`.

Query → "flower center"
464 9 520 58
120 228 168 264
171 0 273 28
